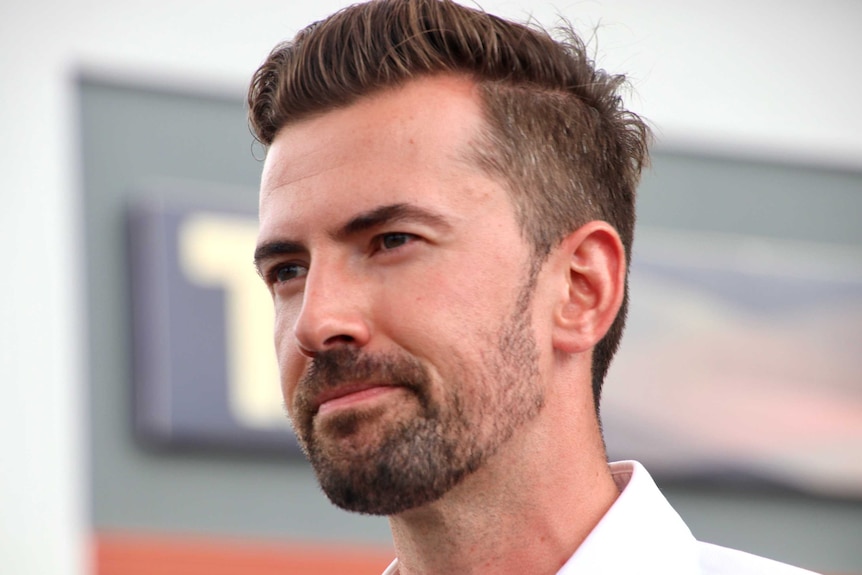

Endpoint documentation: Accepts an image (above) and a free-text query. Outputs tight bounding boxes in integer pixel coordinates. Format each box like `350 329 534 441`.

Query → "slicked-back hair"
248 0 650 413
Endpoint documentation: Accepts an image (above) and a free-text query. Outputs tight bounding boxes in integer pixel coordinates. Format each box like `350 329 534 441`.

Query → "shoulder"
698 542 820 575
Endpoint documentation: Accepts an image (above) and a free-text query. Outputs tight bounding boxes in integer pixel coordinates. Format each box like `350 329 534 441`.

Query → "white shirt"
382 461 819 574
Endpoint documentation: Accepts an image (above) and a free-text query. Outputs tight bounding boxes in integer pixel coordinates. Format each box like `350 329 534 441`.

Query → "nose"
292 262 371 357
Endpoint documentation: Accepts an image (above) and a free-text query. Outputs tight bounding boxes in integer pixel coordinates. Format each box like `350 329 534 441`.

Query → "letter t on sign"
178 213 287 430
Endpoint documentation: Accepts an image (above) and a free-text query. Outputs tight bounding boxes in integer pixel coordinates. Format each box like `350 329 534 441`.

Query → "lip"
313 382 401 416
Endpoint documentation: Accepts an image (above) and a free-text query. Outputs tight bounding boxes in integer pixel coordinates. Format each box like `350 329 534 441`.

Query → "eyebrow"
253 203 451 275
253 240 306 276
334 203 451 240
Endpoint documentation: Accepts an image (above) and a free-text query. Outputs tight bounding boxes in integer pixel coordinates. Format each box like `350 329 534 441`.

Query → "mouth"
313 382 404 416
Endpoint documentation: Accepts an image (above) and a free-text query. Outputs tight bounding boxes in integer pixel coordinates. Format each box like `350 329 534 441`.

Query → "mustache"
296 348 432 410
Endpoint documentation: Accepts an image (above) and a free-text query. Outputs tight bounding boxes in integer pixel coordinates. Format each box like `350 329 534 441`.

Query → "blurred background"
2 1 861 574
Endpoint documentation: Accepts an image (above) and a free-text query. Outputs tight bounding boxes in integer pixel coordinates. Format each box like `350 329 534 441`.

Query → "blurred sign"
604 229 862 498
128 199 301 453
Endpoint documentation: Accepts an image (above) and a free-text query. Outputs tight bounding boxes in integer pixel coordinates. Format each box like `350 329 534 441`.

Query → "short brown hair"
248 0 650 412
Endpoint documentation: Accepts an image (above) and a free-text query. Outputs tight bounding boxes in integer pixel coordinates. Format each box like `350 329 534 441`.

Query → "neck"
387 384 618 575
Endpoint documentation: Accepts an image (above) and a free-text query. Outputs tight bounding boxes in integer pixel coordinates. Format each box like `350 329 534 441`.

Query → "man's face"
256 76 548 515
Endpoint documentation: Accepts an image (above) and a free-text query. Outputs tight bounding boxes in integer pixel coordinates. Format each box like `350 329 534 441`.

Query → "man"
249 1 817 573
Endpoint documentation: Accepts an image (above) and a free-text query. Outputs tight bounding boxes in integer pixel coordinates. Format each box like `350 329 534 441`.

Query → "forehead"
257 75 510 234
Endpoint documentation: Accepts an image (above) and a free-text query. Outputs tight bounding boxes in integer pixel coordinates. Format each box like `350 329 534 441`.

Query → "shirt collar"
557 460 700 574
382 461 700 575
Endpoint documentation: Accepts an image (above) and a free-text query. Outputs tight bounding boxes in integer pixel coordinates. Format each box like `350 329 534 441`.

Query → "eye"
377 232 416 251
269 262 308 285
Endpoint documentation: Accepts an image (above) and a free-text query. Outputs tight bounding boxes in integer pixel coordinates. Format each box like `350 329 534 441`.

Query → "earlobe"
552 222 626 355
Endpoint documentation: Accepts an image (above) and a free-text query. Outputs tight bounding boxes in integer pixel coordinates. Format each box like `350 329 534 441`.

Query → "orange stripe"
95 532 394 575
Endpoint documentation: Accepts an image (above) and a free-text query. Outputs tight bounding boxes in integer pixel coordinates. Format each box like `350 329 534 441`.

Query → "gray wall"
79 77 862 573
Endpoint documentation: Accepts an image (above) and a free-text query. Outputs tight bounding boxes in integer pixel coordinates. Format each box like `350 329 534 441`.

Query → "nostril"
297 333 356 357
297 345 317 359
323 334 356 347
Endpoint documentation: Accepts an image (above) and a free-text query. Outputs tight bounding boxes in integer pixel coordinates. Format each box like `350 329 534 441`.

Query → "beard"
288 278 543 516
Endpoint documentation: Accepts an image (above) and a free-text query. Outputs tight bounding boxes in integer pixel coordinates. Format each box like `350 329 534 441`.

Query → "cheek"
381 268 510 353
272 298 304 404
426 257 519 318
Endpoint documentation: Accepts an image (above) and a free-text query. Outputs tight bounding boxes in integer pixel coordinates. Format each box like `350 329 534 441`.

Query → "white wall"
1 1 860 573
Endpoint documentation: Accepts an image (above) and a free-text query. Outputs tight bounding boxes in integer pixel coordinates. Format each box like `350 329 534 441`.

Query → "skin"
256 75 626 575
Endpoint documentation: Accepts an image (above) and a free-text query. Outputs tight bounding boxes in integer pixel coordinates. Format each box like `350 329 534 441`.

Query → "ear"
551 221 626 355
